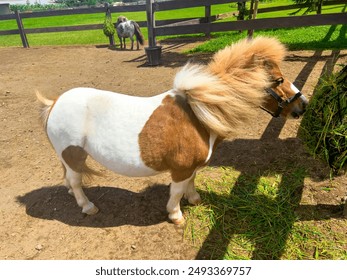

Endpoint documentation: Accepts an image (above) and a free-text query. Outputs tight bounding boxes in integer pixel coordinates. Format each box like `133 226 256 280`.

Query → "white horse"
36 37 308 225
116 16 144 50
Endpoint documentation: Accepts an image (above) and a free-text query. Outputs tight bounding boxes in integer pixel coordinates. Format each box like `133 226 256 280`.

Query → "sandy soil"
0 39 346 260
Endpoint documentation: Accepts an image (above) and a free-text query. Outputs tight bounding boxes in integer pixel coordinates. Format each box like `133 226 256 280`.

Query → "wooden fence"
0 0 346 62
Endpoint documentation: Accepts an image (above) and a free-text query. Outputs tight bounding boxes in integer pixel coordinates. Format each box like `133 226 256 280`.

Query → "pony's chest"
117 23 133 36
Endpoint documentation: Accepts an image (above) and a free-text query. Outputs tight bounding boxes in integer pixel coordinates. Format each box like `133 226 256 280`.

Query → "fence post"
15 10 29 48
145 0 162 66
204 5 211 38
248 0 259 39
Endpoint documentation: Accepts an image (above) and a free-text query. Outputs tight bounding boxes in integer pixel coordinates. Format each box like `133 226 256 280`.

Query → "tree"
292 0 323 15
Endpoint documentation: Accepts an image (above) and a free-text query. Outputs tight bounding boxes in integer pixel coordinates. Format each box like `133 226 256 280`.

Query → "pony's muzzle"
291 94 308 119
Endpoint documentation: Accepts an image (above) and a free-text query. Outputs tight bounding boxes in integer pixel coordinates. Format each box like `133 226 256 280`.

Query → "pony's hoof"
188 196 202 205
172 216 185 225
185 193 202 205
68 188 74 197
82 203 99 215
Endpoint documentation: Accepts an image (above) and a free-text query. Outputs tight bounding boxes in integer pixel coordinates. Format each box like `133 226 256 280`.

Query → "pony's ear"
263 59 274 70
249 54 264 67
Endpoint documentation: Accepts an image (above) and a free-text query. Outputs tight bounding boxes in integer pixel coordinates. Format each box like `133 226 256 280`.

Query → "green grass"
184 166 347 260
187 24 347 53
0 1 346 48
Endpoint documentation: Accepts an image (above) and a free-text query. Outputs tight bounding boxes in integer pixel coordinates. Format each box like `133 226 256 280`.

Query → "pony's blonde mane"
173 37 287 138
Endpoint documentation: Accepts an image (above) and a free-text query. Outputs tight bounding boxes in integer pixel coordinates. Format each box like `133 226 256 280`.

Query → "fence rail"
0 0 346 58
154 12 347 36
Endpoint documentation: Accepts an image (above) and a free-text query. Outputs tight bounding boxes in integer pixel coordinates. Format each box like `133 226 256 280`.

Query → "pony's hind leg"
61 163 74 196
61 145 99 215
130 36 134 50
184 172 201 205
65 168 98 215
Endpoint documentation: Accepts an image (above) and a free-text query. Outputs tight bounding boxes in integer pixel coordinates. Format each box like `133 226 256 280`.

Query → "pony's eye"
275 77 284 85
274 77 284 85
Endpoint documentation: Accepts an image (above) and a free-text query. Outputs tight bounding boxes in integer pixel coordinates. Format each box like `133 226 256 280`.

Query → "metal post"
146 0 155 47
15 10 29 48
145 0 162 66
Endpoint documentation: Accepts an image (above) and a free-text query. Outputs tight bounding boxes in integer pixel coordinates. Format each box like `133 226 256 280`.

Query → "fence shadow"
196 128 344 259
195 48 346 259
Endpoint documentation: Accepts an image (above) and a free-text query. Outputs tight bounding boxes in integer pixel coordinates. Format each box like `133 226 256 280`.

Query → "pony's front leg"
167 175 194 225
118 36 123 49
65 168 99 215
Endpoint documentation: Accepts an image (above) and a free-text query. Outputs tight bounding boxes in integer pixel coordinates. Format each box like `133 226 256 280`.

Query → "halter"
262 79 303 118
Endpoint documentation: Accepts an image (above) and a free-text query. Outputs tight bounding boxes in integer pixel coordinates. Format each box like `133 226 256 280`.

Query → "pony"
116 16 144 50
36 37 308 225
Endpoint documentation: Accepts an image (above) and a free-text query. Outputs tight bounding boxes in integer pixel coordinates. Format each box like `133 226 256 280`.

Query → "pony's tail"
132 21 144 45
173 63 265 139
35 90 55 130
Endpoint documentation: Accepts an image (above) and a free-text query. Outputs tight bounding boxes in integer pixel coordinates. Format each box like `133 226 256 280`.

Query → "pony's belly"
87 147 161 178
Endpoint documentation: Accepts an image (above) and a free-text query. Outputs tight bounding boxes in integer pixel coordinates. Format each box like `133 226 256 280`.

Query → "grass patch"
187 24 347 53
184 166 347 259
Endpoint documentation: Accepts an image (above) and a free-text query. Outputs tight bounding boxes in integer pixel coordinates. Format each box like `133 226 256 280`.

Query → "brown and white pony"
36 37 308 225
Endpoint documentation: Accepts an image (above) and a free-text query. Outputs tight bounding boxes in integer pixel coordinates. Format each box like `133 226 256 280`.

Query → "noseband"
262 80 303 118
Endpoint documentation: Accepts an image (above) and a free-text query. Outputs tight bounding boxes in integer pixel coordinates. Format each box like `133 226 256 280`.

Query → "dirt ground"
0 39 346 260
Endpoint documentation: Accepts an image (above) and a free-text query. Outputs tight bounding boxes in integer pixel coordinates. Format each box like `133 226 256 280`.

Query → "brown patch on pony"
61 145 101 179
139 95 212 182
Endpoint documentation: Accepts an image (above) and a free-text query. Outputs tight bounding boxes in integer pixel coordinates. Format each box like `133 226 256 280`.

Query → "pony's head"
116 15 128 26
208 36 308 120
261 59 308 119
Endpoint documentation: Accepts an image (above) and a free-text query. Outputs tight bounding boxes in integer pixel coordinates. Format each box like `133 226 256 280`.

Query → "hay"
299 64 347 175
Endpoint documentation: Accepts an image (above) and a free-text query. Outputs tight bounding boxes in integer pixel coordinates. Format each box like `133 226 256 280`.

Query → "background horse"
37 37 308 225
116 16 144 50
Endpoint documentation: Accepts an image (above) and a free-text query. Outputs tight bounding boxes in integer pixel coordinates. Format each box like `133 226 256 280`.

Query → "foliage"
103 12 115 37
9 4 66 12
237 2 249 20
54 0 104 7
291 0 323 14
299 65 347 175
